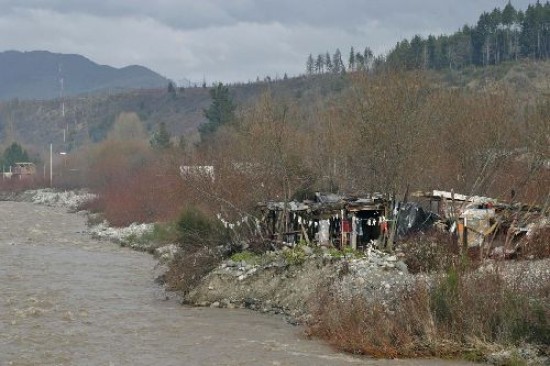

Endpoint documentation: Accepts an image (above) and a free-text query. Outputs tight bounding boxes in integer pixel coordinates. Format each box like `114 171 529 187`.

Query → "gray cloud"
0 1 537 83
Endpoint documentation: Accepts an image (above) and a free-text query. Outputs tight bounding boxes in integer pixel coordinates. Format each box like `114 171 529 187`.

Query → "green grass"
230 250 261 264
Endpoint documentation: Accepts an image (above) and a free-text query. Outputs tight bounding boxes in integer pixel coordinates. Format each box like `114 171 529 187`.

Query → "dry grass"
164 247 222 293
307 264 550 360
399 230 462 274
520 226 550 260
0 177 47 193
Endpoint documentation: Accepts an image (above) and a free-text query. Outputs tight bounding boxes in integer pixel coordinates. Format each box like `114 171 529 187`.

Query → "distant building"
12 162 36 179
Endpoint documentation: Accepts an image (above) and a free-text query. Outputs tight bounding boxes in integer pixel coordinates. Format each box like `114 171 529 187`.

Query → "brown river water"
0 201 480 366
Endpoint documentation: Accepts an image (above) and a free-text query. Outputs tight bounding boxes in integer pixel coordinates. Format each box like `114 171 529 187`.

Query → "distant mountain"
0 50 171 100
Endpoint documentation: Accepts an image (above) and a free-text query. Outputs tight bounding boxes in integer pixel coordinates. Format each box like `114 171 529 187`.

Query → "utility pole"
49 143 53 187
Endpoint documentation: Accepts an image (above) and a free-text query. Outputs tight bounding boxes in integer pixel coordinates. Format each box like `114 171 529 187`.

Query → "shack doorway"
356 210 383 249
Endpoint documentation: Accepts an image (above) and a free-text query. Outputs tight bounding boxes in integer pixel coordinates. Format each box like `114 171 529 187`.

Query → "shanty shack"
258 188 547 255
258 192 392 249
12 162 36 180
412 189 545 256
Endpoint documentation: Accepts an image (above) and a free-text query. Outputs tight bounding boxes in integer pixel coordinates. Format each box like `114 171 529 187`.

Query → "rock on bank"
184 250 413 320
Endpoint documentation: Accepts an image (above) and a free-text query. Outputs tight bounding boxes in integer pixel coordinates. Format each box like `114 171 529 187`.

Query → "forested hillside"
386 1 550 70
305 2 550 75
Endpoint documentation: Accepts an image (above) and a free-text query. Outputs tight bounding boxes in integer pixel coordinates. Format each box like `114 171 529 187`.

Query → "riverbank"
181 249 549 365
183 248 412 319
0 188 172 253
4 189 548 365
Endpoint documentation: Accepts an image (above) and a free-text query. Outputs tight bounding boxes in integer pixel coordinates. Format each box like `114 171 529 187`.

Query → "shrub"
148 222 180 244
327 248 344 259
164 247 222 293
230 250 260 264
307 283 435 358
176 206 229 250
399 230 461 273
164 207 230 294
283 246 307 266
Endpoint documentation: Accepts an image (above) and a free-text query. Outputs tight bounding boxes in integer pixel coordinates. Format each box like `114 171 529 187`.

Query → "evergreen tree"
439 37 451 69
201 82 236 138
325 52 333 72
520 2 550 59
502 1 518 26
490 8 503 63
410 35 424 69
2 142 29 168
502 1 519 60
150 122 172 150
348 46 356 71
355 52 365 70
332 48 344 74
167 81 176 94
426 35 438 68
364 47 374 69
473 12 491 65
450 27 473 68
315 54 324 73
306 54 315 75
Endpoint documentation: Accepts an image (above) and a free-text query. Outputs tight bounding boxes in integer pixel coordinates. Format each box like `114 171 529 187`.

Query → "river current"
0 201 478 365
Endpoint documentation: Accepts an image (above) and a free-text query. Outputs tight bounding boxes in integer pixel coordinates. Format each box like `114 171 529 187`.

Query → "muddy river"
0 201 479 365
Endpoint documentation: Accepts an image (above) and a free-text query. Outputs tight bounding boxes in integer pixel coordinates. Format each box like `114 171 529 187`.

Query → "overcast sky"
0 1 536 85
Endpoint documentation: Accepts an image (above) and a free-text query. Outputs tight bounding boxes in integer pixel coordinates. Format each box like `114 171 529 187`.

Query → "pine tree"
502 1 519 60
306 54 315 75
325 52 333 72
426 35 438 68
410 35 424 69
364 47 374 69
167 81 176 94
355 52 365 70
348 46 356 71
332 48 344 74
201 83 236 138
2 142 29 168
315 54 324 73
150 122 172 150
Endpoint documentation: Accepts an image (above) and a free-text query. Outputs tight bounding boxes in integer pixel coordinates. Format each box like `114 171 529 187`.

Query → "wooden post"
351 214 357 250
340 209 345 249
387 193 396 252
300 222 311 246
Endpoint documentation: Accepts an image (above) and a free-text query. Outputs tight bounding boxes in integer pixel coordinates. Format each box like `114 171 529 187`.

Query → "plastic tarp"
396 202 439 237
